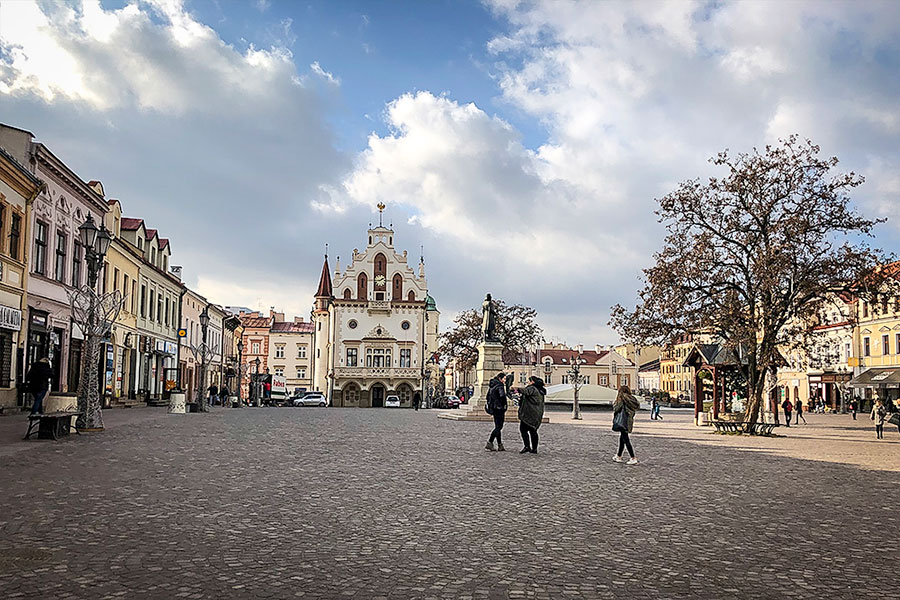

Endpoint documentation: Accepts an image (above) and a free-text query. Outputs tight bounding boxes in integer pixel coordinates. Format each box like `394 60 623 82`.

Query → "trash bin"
168 392 186 414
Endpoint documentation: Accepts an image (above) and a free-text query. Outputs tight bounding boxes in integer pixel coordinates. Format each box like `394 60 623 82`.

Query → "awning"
849 367 900 388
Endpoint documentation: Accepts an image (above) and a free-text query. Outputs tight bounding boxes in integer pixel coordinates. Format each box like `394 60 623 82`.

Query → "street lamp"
70 214 122 430
253 357 261 406
189 305 211 412
237 340 244 406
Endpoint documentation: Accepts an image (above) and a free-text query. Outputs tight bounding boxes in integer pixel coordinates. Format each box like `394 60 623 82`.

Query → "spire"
334 255 341 276
315 254 332 297
377 202 385 227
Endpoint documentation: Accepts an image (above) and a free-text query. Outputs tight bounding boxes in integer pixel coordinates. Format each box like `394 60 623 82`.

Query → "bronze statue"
482 293 498 342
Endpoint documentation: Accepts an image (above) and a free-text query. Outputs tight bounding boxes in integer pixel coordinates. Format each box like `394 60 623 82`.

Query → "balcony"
334 366 420 380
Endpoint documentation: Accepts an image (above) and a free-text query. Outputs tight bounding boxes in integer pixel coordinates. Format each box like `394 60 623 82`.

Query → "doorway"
371 384 385 407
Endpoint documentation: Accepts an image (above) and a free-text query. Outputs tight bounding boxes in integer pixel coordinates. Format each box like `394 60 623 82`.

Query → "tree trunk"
572 386 582 420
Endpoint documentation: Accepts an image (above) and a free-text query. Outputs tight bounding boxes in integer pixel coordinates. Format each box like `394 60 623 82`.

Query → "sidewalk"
547 407 900 472
0 406 172 458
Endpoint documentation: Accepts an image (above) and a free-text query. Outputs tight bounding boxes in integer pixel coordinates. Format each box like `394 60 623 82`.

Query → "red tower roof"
315 256 332 297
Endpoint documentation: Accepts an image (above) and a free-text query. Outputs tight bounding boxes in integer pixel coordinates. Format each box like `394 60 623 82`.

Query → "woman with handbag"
612 385 640 465
517 376 546 454
871 400 887 440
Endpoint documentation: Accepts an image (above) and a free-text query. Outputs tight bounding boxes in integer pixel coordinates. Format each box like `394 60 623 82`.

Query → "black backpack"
484 385 495 415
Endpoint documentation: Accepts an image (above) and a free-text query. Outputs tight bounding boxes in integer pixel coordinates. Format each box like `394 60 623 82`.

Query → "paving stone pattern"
1 408 898 599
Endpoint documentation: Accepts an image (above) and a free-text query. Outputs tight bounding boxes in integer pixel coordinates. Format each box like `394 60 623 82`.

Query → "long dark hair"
529 376 546 395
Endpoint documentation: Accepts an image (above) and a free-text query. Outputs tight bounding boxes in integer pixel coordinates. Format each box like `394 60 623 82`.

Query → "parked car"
442 395 461 409
384 394 401 408
293 392 327 407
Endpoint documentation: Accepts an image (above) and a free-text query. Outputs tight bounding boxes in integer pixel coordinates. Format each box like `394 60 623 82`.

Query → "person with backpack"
484 372 508 451
24 358 53 415
517 376 546 454
871 399 887 440
612 385 640 465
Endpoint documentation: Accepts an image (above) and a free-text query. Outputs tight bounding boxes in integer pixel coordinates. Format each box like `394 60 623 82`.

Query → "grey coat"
613 392 640 433
518 384 545 430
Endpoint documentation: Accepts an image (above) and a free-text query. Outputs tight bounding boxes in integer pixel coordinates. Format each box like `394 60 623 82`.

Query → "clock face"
374 274 386 286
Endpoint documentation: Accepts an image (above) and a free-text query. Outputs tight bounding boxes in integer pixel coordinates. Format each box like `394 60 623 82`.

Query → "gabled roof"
144 228 158 242
158 238 169 250
639 358 660 372
121 217 144 230
241 315 271 329
315 256 333 297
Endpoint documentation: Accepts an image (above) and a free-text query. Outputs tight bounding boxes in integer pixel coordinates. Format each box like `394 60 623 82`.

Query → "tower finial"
377 202 385 227
325 242 328 258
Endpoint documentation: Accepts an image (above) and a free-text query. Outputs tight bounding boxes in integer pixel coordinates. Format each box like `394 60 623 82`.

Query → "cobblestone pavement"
1 407 898 599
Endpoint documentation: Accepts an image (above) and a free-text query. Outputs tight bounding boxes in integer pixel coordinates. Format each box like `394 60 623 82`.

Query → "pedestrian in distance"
517 376 546 454
207 384 218 406
653 397 663 420
412 391 421 411
219 386 230 406
612 385 640 465
794 397 807 425
781 398 793 427
484 372 508 451
24 358 53 415
872 400 887 439
849 398 857 420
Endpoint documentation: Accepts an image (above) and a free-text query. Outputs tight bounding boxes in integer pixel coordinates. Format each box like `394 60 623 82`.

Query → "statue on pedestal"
482 293 498 342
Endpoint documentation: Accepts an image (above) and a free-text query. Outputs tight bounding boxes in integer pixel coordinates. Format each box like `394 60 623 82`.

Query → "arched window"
392 274 403 300
343 288 352 299
407 290 415 301
357 273 368 300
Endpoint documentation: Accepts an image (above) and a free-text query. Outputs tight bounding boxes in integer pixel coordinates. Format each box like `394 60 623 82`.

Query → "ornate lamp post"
188 305 212 412
69 214 122 431
253 357 261 406
236 340 244 406
566 354 584 420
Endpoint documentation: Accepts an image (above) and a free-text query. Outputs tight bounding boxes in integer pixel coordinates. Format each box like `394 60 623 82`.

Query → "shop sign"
30 312 48 331
0 304 22 331
156 340 166 353
165 341 178 355
872 370 895 382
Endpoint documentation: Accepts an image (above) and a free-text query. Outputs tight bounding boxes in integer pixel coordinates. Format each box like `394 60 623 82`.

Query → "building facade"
268 312 314 395
506 344 637 391
312 224 439 407
239 310 272 399
0 146 41 409
0 124 110 398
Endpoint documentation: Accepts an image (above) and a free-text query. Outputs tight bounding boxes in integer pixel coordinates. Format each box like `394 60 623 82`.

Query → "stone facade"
313 224 439 407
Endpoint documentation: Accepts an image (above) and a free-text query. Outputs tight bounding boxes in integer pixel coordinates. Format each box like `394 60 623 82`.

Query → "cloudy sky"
2 0 899 345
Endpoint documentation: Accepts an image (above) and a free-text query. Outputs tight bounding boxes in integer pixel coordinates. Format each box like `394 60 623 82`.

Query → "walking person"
849 398 857 420
24 358 53 415
219 386 230 407
794 397 807 425
207 384 218 407
781 398 793 427
518 376 546 454
871 400 887 440
485 372 508 451
412 391 421 411
612 385 640 465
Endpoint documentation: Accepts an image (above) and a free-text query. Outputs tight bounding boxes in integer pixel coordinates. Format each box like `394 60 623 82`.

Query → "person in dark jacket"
781 398 793 427
612 385 640 464
485 373 508 451
518 376 546 454
25 358 53 415
413 391 421 411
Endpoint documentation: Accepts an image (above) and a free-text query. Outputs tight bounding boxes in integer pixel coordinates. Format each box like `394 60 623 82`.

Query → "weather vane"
377 202 386 226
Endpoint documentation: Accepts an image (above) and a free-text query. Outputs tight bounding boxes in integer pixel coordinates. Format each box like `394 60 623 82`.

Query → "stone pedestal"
439 341 512 422
168 392 186 414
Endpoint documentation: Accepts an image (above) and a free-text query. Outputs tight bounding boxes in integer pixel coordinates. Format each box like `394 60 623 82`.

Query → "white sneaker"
612 455 623 463
626 457 639 465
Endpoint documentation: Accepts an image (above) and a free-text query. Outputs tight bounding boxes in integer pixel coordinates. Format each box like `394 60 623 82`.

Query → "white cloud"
310 61 340 85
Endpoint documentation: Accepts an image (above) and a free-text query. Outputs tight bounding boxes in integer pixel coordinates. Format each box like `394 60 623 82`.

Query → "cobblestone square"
1 407 898 599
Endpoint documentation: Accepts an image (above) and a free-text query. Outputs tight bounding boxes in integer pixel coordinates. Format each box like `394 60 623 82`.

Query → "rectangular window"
112 268 119 292
157 294 162 324
883 334 890 355
140 284 146 317
275 345 285 359
252 342 260 354
297 345 307 359
71 242 82 287
846 343 851 362
274 367 284 377
131 281 136 314
400 348 411 368
9 213 21 260
0 206 5 254
122 274 129 309
599 375 609 386
862 302 869 318
562 375 569 385
149 289 155 321
346 348 357 367
297 367 306 379
54 230 66 281
165 298 170 326
864 337 871 357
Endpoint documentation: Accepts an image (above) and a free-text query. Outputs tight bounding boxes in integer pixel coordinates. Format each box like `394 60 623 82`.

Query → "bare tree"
611 136 888 429
439 298 542 374
566 354 585 420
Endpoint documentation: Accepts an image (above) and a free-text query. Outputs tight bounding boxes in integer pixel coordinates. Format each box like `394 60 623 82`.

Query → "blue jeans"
31 389 48 414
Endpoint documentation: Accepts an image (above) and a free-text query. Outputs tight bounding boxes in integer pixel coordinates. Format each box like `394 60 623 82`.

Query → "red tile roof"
271 321 314 333
241 315 271 329
121 217 144 230
158 238 169 250
145 228 157 241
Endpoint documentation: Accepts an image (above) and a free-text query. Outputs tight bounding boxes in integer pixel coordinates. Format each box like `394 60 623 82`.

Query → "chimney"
595 344 603 354
294 317 304 323
576 344 583 353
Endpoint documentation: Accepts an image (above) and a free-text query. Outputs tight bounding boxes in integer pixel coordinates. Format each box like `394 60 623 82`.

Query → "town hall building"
312 217 439 407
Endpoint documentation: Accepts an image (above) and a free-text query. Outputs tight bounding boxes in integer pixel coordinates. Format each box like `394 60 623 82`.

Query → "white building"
312 222 439 407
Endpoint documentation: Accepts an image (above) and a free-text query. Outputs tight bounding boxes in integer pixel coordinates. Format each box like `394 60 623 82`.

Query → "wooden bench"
711 420 779 435
24 411 83 440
